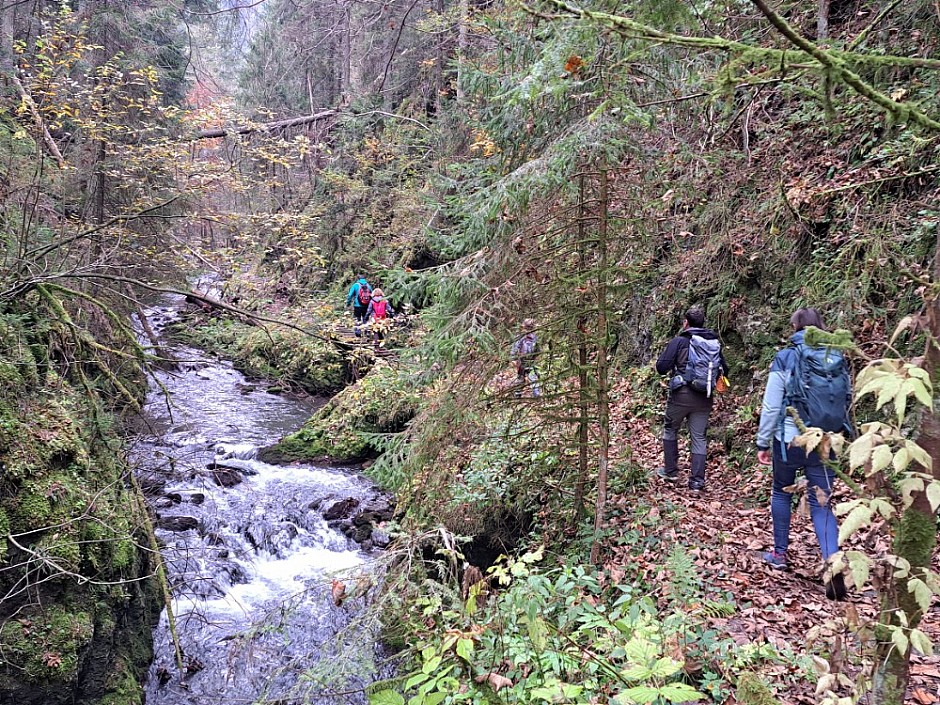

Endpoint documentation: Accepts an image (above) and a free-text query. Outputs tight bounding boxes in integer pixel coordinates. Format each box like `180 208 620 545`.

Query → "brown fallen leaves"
475 672 513 691
603 380 940 703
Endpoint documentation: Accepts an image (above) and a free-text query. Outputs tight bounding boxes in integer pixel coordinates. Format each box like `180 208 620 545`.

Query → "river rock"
371 529 391 548
211 467 243 487
136 471 166 495
323 497 359 520
153 497 175 509
353 511 378 527
352 524 373 543
359 496 395 521
156 516 199 532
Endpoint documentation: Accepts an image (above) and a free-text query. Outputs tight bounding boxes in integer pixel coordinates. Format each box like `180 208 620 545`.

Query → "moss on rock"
736 672 781 705
0 606 94 683
0 309 161 705
265 360 421 462
169 316 347 394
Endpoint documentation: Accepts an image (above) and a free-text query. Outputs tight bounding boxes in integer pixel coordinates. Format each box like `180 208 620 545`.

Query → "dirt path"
605 389 940 703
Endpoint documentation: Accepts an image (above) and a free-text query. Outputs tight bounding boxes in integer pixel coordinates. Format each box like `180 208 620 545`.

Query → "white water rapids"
130 297 388 704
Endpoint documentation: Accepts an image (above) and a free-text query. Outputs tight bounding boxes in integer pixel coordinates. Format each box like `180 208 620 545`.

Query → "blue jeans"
771 439 839 560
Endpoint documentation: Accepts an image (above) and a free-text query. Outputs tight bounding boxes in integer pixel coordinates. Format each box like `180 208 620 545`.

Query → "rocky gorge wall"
0 303 161 705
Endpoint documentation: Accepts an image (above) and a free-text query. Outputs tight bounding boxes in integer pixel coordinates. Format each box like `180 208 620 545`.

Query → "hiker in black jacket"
654 306 728 492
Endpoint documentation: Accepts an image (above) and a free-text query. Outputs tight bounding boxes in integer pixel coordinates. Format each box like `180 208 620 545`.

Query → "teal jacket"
346 278 370 307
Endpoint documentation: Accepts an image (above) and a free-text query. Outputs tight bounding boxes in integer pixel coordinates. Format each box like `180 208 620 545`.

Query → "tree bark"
590 165 610 566
196 110 337 139
340 2 352 101
572 172 590 523
11 74 65 168
456 0 469 104
817 0 830 39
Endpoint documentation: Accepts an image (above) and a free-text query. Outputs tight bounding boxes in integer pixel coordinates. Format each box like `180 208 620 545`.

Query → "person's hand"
757 448 772 466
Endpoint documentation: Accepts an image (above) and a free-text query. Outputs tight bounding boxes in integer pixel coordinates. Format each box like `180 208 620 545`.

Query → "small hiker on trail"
511 318 541 398
346 274 372 324
654 306 728 492
756 307 852 601
366 288 394 346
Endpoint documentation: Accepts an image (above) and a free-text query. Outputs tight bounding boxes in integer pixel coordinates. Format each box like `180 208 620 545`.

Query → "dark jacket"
655 327 728 378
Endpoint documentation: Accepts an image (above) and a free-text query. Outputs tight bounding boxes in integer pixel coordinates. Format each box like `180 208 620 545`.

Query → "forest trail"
329 316 413 359
605 384 940 704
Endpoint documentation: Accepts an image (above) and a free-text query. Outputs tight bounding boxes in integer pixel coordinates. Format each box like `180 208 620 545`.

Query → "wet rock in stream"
156 516 200 532
210 466 243 487
322 497 359 519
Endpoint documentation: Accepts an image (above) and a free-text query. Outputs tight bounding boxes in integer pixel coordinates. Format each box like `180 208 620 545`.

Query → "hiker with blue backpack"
655 306 728 492
345 274 372 324
756 307 852 601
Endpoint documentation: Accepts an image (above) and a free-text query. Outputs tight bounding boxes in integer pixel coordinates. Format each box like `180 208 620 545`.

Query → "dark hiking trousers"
662 386 712 481
353 304 368 323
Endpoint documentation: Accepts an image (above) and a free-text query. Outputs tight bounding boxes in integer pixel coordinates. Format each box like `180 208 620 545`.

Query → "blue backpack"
784 344 852 433
683 335 722 397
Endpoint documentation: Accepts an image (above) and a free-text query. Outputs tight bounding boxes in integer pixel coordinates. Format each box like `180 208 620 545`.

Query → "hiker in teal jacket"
345 275 371 323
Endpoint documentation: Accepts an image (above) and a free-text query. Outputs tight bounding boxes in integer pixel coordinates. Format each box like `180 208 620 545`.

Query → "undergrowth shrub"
372 542 803 705
170 316 347 394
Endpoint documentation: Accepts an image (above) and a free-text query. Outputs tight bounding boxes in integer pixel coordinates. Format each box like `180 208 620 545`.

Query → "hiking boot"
662 439 679 477
825 573 848 601
762 550 788 570
656 468 679 482
690 453 707 486
688 479 705 492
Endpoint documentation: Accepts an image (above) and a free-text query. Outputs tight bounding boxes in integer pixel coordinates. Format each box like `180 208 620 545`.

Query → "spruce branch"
534 0 940 131
748 0 940 131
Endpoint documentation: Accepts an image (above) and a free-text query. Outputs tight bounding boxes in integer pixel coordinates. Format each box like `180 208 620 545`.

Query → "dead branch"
196 109 337 139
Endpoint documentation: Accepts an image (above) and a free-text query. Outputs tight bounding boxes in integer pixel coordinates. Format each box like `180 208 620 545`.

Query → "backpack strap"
777 344 801 463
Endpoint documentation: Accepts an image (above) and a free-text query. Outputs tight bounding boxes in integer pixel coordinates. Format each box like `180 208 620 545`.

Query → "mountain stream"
130 294 390 704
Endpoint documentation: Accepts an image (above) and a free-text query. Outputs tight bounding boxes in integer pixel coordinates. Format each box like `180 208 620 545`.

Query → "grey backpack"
683 335 722 397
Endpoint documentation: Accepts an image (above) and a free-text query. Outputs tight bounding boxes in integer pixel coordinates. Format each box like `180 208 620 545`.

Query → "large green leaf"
614 684 660 704
658 682 704 702
369 690 405 705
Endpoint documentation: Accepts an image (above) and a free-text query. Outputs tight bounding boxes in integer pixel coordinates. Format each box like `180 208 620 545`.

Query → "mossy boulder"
0 607 94 684
264 360 421 462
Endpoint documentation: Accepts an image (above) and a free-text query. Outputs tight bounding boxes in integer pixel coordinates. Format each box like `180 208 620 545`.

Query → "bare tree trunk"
455 0 469 104
435 0 445 113
572 172 590 523
11 75 65 168
871 246 940 704
340 2 352 102
817 0 830 39
0 0 15 71
197 110 337 139
590 165 610 566
94 139 106 225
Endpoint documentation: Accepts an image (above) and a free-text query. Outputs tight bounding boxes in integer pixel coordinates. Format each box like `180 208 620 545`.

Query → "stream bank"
0 304 161 705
